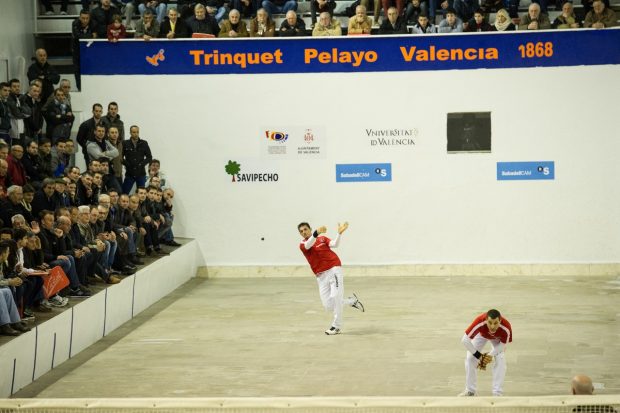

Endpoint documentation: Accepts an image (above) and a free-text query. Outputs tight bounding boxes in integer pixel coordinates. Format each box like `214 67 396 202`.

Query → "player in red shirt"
459 309 513 396
298 221 364 335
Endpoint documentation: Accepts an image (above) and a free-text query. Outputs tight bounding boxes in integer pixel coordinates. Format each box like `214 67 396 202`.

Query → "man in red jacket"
298 221 364 335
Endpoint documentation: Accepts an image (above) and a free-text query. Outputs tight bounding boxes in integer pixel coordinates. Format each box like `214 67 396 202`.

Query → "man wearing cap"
438 7 463 31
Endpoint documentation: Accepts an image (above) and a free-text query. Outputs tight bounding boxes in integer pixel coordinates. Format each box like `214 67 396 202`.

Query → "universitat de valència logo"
365 128 418 147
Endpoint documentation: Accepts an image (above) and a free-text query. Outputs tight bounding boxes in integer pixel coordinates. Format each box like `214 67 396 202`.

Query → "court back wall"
82 61 620 266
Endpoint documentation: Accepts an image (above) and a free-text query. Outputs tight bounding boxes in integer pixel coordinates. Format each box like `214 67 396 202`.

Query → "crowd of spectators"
0 56 181 336
61 0 618 45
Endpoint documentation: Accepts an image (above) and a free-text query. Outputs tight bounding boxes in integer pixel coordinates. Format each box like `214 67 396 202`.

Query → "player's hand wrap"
477 353 491 371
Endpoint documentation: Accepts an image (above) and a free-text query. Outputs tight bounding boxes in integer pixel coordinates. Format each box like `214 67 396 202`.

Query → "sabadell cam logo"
265 131 288 142
225 160 279 183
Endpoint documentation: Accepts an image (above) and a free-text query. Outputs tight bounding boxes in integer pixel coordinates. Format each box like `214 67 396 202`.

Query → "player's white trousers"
316 266 355 329
464 335 507 396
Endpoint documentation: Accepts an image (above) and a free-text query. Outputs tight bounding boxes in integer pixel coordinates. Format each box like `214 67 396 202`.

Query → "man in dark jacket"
21 82 43 142
159 7 191 38
279 11 307 36
91 0 121 38
122 125 152 194
186 3 220 35
76 103 104 166
26 49 60 105
72 10 98 91
0 83 11 142
378 7 409 33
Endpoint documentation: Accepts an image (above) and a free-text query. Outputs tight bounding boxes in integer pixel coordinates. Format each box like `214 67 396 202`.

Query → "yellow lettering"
305 48 318 64
274 49 283 64
261 53 273 64
465 48 477 60
486 48 499 59
189 50 204 65
319 51 331 63
400 46 416 62
436 49 449 61
416 50 428 61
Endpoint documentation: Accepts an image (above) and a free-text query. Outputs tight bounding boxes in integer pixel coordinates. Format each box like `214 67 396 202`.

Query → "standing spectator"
21 81 43 142
134 9 161 39
312 11 342 35
107 14 127 41
43 88 74 144
122 126 152 194
584 0 617 27
87 125 119 163
159 8 191 38
37 138 54 178
218 9 250 37
139 0 168 23
27 49 60 105
6 145 27 187
186 3 220 36
348 5 372 34
92 0 121 37
0 83 12 143
310 0 336 27
518 3 550 30
279 11 307 36
101 102 125 141
7 79 31 145
107 126 124 181
378 6 408 33
250 8 276 36
76 103 104 165
262 0 298 17
72 10 98 91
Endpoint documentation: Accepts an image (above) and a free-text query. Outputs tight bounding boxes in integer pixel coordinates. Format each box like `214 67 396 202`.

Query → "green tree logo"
225 160 241 182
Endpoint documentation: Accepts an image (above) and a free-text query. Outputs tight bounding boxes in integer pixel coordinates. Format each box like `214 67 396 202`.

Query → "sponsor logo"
146 49 165 67
365 128 417 147
304 129 314 143
265 130 288 142
225 160 279 183
265 130 288 155
336 163 392 183
496 161 554 181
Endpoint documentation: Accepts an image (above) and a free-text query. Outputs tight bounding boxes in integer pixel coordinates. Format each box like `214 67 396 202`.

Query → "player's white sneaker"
325 326 341 335
351 293 364 312
458 390 476 397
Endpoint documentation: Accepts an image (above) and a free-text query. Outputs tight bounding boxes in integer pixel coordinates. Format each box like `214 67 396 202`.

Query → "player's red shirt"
300 236 341 275
465 313 513 344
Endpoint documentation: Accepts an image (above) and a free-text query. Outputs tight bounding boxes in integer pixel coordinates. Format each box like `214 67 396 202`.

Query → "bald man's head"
571 375 594 395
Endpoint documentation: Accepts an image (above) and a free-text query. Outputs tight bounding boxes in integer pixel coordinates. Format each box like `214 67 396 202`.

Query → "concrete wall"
81 64 620 266
0 0 36 83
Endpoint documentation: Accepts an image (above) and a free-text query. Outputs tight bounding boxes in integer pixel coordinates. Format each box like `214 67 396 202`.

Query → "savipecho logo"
365 128 417 147
225 160 279 183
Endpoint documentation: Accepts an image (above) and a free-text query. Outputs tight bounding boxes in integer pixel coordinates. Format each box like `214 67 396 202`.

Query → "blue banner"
336 163 392 182
497 161 555 180
81 29 620 75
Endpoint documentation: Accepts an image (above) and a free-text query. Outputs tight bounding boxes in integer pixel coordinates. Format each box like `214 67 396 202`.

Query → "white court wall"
81 64 620 266
0 0 36 83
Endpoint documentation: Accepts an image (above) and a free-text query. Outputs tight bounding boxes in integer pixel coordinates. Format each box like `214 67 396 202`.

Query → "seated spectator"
230 0 255 17
219 9 250 37
405 0 428 24
0 158 9 198
250 8 276 37
32 178 60 219
26 49 59 105
453 0 477 22
139 0 168 23
22 141 44 186
412 12 436 32
465 8 495 31
76 205 114 280
379 0 405 26
348 5 373 34
107 14 127 42
552 1 581 28
37 139 53 179
13 228 50 315
0 241 30 336
582 0 609 17
92 0 122 38
95 204 136 275
187 3 220 36
584 0 617 28
310 0 336 27
99 159 122 195
280 11 307 36
21 185 36 222
312 11 342 35
22 232 67 308
7 145 27 187
1 186 32 226
160 7 191 38
51 138 71 178
135 10 161 40
43 88 74 144
206 0 227 23
378 6 409 33
438 7 463 31
76 172 97 206
518 3 550 29
161 188 180 246
262 0 298 17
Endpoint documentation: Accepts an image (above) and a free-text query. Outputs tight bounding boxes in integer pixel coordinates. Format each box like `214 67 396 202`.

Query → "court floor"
14 274 620 398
